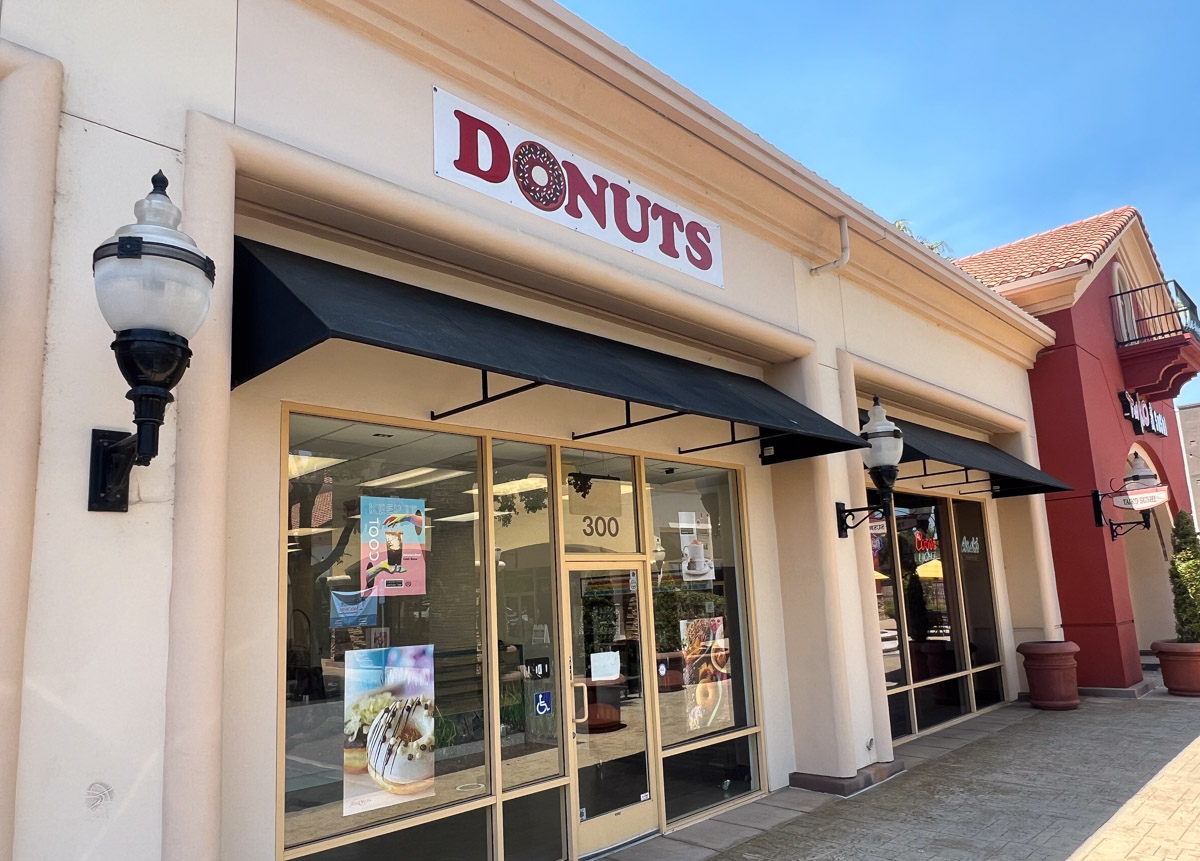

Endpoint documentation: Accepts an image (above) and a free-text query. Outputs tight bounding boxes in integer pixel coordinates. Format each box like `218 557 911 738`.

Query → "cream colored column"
766 356 872 781
0 39 62 861
1015 430 1063 640
160 113 237 861
835 351 894 765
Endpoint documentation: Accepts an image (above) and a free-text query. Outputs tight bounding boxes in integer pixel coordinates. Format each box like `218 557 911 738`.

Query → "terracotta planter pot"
1016 640 1080 710
1151 640 1200 697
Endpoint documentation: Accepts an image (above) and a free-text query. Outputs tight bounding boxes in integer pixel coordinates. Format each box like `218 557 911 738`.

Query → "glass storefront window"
892 494 965 683
870 508 907 688
285 415 489 849
662 735 757 822
503 789 567 861
875 489 1008 747
914 676 969 731
491 440 563 789
281 417 764 856
887 692 913 740
645 460 751 748
560 447 639 554
302 807 490 861
953 500 1001 667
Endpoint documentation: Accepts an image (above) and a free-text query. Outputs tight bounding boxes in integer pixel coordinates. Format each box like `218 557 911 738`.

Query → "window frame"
276 403 768 860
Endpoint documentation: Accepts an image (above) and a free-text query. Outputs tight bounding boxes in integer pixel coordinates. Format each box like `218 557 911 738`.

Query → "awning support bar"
902 460 977 481
678 421 787 455
571 401 685 441
431 370 543 421
921 468 993 491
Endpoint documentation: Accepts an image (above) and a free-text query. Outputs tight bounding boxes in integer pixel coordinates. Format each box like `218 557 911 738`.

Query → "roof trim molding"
296 0 1055 357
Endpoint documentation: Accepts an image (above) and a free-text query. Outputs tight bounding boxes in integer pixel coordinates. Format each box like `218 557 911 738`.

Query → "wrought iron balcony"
1111 279 1200 400
1111 280 1200 347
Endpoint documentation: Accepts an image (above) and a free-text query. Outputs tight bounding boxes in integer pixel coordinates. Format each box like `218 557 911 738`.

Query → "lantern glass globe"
93 172 212 339
860 397 904 470
1123 453 1158 490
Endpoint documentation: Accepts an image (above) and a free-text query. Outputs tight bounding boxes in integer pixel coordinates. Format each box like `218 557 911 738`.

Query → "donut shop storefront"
241 235 866 860
223 82 1065 859
2 3 1074 861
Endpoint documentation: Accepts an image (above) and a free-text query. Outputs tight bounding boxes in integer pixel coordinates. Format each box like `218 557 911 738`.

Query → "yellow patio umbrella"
916 559 943 580
874 570 890 580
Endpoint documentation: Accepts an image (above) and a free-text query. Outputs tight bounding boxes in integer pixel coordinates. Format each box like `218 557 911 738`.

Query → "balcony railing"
1111 280 1200 348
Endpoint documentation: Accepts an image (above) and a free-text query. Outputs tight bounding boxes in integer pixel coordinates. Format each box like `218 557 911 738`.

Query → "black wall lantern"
1092 453 1163 541
89 171 214 512
837 396 905 537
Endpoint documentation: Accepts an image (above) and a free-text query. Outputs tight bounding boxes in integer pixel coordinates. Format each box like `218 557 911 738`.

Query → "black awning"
897 417 1075 498
231 239 867 459
762 409 1070 498
893 417 1071 498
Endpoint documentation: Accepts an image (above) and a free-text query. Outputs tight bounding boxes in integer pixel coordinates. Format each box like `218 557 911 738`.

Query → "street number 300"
581 516 620 537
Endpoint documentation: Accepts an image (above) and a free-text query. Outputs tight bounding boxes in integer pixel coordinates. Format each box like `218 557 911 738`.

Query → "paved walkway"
606 690 1200 861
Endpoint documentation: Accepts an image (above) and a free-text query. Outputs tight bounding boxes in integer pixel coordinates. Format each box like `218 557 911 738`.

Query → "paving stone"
669 819 763 850
891 741 954 759
688 699 1200 861
907 734 972 750
931 727 991 741
756 788 836 812
712 800 803 830
606 835 716 860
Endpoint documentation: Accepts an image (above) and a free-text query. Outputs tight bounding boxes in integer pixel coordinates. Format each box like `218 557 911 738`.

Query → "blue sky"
556 1 1200 403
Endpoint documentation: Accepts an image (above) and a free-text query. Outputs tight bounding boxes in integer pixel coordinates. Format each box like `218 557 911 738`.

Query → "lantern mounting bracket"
836 498 893 539
1092 488 1152 541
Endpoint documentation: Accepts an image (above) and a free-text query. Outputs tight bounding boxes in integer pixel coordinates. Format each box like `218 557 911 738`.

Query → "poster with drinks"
678 511 715 581
680 617 733 733
360 497 427 596
343 644 436 816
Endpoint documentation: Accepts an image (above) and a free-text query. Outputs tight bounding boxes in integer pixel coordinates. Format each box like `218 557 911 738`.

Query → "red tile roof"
956 206 1140 288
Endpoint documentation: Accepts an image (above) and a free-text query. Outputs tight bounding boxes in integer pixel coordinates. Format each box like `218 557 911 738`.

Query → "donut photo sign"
343 644 436 816
433 88 724 288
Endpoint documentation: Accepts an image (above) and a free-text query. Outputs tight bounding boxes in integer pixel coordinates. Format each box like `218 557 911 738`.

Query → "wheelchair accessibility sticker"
534 691 553 716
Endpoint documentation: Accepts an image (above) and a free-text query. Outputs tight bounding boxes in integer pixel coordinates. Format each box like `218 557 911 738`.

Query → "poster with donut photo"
680 617 733 733
343 644 436 816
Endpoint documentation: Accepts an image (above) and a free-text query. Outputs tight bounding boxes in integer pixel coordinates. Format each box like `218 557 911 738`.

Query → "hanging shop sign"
1119 391 1168 437
1111 485 1169 511
433 87 724 287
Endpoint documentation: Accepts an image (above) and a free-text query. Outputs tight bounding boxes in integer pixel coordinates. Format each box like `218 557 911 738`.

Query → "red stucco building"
959 208 1200 690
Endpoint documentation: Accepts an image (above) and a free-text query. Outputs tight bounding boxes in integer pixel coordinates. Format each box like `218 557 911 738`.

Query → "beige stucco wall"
0 1 1060 859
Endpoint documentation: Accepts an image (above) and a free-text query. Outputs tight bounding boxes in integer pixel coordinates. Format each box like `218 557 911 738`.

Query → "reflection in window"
560 448 639 554
284 415 488 849
953 501 1000 667
491 440 562 789
868 503 907 688
663 735 756 822
646 460 751 748
892 495 965 683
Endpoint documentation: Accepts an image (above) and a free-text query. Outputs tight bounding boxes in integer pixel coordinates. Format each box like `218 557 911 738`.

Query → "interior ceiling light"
360 467 470 489
288 454 346 480
466 475 549 496
287 526 337 537
434 511 509 523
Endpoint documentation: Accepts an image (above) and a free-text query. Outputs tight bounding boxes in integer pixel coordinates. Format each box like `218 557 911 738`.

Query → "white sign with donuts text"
433 88 724 287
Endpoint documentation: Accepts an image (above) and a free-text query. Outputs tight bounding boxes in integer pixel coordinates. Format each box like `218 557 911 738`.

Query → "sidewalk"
606 691 1200 861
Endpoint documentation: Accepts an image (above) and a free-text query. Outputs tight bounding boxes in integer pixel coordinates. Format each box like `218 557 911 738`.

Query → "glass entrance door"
567 565 657 856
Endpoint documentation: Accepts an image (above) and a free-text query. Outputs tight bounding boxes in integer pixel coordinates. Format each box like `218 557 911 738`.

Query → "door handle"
573 682 590 724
